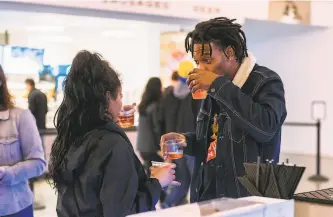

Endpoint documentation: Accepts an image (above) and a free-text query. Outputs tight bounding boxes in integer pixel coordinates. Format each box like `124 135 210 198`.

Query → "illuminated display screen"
2 46 44 75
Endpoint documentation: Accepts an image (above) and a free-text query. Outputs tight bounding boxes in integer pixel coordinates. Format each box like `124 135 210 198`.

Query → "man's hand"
160 133 187 160
187 69 220 93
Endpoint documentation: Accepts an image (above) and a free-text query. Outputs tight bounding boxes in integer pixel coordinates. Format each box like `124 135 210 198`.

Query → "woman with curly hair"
49 51 178 217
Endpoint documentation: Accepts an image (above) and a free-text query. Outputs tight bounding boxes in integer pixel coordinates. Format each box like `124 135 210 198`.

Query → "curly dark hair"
48 50 121 190
0 65 15 110
185 17 248 63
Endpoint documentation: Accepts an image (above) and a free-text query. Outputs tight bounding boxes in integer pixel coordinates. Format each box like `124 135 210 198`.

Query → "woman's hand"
150 163 180 188
120 103 136 116
157 151 164 159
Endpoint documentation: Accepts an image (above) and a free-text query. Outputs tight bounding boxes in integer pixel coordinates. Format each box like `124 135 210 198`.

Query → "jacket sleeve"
151 105 163 149
100 138 161 217
0 110 46 186
28 93 37 114
159 98 166 136
183 132 196 156
208 76 287 143
191 99 202 120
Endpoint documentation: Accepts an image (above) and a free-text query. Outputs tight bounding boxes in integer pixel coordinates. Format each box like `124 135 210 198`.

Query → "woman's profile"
49 51 177 217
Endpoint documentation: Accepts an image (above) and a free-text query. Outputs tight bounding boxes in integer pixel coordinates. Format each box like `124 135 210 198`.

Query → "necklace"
211 114 218 140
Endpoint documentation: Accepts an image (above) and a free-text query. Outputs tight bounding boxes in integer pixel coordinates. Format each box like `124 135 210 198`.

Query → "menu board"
2 46 44 76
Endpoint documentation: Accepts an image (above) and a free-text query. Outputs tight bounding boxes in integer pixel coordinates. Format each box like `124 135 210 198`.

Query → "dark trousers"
163 155 194 207
2 206 33 217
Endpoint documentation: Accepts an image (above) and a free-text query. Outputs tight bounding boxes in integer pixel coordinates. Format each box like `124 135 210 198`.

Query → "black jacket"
184 64 287 202
56 121 162 217
137 102 162 153
162 84 201 134
28 88 48 129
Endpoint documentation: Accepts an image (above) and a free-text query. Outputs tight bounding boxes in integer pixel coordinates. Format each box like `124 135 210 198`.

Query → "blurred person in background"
137 77 164 170
49 51 178 217
25 78 48 210
161 17 287 202
25 78 48 130
165 70 179 93
136 77 167 203
0 65 46 217
160 71 201 208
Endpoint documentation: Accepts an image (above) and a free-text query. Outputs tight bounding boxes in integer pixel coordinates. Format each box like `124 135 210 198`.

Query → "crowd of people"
0 16 287 217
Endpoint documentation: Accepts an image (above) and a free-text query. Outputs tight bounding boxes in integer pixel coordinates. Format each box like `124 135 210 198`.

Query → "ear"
225 46 236 60
105 91 112 102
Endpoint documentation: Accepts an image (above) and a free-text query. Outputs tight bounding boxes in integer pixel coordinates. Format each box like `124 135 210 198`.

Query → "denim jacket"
184 63 287 202
0 108 46 215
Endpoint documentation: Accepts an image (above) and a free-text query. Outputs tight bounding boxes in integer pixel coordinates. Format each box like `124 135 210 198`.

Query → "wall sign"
103 0 169 9
269 0 311 25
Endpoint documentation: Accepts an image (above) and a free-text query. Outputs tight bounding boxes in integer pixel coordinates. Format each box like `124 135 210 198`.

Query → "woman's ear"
105 91 112 103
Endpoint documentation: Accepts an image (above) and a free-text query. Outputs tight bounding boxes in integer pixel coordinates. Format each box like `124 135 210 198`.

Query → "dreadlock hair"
185 17 248 63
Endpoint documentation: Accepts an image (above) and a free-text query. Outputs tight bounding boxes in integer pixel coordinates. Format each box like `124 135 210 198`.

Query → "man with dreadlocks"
161 17 287 202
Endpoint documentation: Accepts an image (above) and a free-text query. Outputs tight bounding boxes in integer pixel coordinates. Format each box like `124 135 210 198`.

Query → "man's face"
25 83 32 92
193 42 232 77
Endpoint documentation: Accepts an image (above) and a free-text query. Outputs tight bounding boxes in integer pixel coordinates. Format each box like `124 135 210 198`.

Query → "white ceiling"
1 10 328 49
243 18 328 46
0 10 181 35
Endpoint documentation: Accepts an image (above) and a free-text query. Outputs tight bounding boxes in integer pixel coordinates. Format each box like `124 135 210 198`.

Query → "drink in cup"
164 139 185 160
192 89 207 100
118 110 134 128
151 161 170 168
151 161 176 189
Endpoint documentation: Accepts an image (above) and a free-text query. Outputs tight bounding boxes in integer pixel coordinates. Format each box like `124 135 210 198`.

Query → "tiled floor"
33 153 333 217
